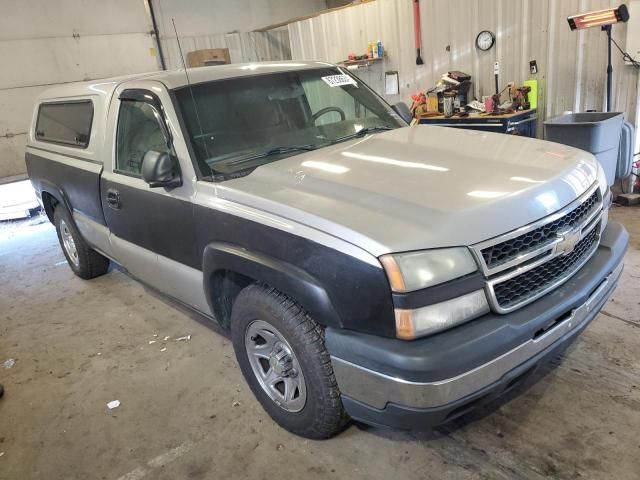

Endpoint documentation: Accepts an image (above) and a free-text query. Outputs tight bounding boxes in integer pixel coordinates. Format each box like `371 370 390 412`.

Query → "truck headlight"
380 247 489 339
395 290 490 339
379 247 478 292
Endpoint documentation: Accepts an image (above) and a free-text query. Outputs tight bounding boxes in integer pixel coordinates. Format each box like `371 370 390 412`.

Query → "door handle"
106 189 121 210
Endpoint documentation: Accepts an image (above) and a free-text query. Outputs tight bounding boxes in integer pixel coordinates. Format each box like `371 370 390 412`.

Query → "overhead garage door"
0 0 160 180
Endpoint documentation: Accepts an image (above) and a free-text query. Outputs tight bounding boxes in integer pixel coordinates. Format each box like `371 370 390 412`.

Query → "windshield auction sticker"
321 74 358 87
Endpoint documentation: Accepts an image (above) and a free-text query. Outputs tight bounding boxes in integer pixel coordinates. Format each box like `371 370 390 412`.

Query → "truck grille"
493 225 600 310
481 189 600 269
471 184 604 314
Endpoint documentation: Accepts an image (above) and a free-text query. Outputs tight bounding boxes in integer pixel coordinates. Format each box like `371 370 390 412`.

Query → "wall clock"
476 30 495 51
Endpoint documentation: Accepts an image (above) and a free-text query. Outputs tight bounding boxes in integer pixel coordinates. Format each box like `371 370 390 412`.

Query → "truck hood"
218 126 599 256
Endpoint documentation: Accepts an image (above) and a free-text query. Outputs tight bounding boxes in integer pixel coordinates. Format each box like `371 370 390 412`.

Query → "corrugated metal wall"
288 0 639 146
160 31 292 70
152 0 322 69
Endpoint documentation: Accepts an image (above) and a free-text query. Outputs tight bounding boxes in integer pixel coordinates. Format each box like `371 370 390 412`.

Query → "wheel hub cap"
268 345 294 376
59 219 79 267
245 320 307 412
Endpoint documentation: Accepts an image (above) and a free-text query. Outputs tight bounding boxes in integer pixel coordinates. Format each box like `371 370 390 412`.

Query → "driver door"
101 87 198 294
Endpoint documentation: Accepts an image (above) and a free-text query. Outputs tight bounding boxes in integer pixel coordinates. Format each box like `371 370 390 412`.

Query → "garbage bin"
544 112 624 186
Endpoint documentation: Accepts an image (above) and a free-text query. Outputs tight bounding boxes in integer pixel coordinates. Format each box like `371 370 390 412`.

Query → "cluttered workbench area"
408 70 539 137
334 42 540 138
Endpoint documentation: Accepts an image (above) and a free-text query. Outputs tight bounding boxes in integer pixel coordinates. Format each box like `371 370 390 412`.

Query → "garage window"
35 100 93 148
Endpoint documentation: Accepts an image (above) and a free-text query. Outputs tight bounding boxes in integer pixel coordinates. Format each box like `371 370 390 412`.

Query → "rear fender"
39 181 74 224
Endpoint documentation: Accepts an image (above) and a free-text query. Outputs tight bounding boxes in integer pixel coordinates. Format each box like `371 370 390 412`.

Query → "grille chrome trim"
470 183 602 277
471 182 604 314
485 220 601 313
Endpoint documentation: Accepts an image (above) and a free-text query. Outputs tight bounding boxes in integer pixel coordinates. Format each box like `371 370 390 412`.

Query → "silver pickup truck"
26 61 628 439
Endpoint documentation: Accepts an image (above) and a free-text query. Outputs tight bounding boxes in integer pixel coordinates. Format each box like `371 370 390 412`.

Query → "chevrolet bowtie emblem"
556 226 582 255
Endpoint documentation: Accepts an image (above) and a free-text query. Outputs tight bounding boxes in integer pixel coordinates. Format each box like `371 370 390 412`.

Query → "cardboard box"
186 48 231 68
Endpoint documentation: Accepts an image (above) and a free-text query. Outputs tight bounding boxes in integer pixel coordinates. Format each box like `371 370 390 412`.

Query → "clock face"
476 30 495 51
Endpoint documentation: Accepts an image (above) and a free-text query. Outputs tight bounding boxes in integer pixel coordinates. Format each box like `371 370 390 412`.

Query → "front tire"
231 284 348 439
54 206 109 279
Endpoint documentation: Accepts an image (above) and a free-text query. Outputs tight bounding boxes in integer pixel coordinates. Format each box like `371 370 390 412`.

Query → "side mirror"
391 102 413 124
141 151 182 189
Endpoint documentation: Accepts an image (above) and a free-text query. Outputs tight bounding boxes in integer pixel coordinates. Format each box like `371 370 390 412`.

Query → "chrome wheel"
244 319 307 412
59 219 79 267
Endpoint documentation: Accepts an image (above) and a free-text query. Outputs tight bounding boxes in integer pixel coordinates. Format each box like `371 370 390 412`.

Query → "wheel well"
41 191 59 223
210 270 255 329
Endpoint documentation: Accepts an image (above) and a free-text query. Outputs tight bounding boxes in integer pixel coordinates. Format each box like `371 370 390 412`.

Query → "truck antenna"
171 18 211 162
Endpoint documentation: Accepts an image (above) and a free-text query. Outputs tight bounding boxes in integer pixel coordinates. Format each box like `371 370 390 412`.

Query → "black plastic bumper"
326 221 628 430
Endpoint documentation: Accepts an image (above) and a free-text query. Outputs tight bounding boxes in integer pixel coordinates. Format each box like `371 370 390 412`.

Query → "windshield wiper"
226 145 318 166
330 126 393 145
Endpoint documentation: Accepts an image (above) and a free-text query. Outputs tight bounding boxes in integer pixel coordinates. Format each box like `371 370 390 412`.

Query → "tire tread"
54 206 109 279
231 283 348 439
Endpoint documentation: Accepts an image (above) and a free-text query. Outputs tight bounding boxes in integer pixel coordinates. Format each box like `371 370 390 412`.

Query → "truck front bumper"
326 221 628 430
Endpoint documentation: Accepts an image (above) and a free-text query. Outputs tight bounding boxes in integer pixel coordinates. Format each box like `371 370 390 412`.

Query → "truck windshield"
173 67 404 176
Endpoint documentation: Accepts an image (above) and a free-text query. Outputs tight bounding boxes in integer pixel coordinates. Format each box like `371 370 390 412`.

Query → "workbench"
416 109 537 138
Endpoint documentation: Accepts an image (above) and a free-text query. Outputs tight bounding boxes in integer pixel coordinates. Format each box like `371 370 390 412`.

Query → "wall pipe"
146 0 167 70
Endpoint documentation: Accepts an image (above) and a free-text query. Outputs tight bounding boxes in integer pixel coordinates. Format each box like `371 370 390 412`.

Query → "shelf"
338 56 385 68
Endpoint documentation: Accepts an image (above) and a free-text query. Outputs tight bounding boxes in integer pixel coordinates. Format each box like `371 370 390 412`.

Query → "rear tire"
231 284 348 439
54 206 109 279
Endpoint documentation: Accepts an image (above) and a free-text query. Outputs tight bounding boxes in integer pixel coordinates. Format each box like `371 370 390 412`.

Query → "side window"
115 100 171 177
35 101 93 148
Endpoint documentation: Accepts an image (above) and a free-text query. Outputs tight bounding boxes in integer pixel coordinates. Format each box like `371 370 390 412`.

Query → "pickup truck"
26 61 628 439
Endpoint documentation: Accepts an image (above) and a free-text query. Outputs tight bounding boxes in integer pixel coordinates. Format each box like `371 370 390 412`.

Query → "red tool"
413 0 424 65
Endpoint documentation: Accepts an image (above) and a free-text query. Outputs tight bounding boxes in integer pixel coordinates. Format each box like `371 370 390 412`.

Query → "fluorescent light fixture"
544 150 568 159
467 190 508 199
510 176 544 184
300 160 349 174
567 4 629 30
536 191 559 210
239 63 307 70
341 151 449 172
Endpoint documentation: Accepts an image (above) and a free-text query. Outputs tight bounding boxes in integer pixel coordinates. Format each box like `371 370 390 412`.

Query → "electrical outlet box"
626 1 640 65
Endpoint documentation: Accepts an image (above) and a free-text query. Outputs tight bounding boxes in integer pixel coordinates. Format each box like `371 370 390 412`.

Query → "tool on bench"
511 86 531 111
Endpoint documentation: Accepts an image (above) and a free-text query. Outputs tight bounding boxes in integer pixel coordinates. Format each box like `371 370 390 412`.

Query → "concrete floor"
1 207 639 480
